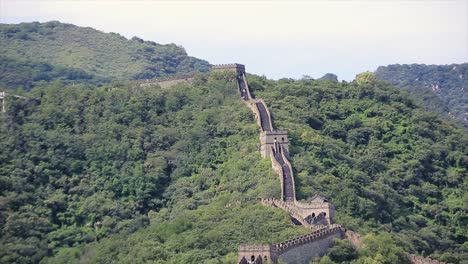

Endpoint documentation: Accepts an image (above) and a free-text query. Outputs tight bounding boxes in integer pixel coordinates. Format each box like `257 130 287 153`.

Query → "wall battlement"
137 64 246 88
238 225 344 264
273 225 342 254
211 63 245 73
137 73 197 88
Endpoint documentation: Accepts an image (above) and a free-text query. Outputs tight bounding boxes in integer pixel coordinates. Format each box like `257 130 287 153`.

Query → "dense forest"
375 64 468 127
0 21 210 86
0 21 466 264
0 71 466 263
0 55 108 89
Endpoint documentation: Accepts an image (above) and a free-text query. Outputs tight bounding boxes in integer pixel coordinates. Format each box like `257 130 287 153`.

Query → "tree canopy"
0 72 466 263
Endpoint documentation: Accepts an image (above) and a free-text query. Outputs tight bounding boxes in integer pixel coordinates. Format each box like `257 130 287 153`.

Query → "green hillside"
0 21 210 87
0 71 466 263
375 64 468 127
0 55 108 90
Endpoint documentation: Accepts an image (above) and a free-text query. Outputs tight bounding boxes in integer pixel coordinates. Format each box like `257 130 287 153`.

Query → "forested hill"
375 64 468 127
0 21 210 89
0 71 466 263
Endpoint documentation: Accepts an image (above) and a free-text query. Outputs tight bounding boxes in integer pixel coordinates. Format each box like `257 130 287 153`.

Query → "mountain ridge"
375 63 468 127
0 21 210 85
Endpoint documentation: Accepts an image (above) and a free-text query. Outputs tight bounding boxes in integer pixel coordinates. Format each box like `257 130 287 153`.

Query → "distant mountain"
318 73 338 82
0 21 210 89
375 64 468 127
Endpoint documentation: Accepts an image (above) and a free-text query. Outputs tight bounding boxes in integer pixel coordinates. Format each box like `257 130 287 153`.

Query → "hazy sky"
1 0 467 80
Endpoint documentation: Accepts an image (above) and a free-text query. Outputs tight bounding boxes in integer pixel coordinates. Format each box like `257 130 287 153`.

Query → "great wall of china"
212 64 448 264
0 65 449 264
211 64 343 264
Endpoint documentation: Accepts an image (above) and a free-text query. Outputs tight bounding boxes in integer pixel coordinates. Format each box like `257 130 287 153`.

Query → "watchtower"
260 130 289 158
295 195 336 226
211 63 246 75
238 244 278 264
0 91 5 113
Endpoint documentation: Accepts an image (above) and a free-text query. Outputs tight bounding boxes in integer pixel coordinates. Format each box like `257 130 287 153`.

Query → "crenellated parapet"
238 225 344 264
273 225 343 254
294 197 336 225
211 63 245 74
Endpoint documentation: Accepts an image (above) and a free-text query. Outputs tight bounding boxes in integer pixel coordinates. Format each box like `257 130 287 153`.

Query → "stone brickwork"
238 244 278 264
238 225 344 264
279 227 342 264
294 197 335 225
211 63 245 74
260 130 289 158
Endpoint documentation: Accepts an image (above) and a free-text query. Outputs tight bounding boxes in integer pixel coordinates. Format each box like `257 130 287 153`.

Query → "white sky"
1 0 467 80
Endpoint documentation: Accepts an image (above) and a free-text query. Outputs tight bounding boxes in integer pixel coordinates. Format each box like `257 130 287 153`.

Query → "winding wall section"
214 64 339 264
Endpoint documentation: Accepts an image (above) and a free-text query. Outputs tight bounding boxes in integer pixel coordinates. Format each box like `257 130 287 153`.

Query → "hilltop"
0 21 210 89
375 64 468 127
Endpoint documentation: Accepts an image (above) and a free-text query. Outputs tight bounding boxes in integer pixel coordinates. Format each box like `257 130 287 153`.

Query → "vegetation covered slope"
1 70 465 263
0 21 210 87
375 64 468 127
249 72 467 263
0 55 108 90
0 73 308 264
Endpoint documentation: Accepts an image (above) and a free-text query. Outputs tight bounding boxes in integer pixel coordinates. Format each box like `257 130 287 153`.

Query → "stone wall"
260 130 289 158
277 230 342 264
238 226 343 264
139 77 194 89
294 201 335 225
211 63 245 74
261 198 309 226
238 244 278 264
136 63 246 90
235 63 342 263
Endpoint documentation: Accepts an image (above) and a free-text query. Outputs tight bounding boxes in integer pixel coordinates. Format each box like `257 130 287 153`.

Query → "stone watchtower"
211 63 246 75
238 244 278 264
260 130 289 158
